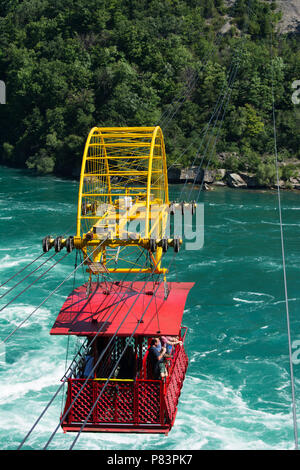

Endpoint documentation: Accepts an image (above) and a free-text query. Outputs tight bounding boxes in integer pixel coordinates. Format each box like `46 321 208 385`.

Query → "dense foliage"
0 0 299 180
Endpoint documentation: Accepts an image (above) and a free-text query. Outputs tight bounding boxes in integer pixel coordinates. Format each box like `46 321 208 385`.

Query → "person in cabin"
147 337 168 380
82 354 94 378
117 345 136 379
78 339 94 379
95 336 111 378
160 335 183 356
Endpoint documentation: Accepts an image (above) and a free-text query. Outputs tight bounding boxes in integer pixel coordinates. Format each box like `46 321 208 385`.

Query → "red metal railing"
63 378 164 427
164 327 189 423
62 328 188 431
164 346 188 422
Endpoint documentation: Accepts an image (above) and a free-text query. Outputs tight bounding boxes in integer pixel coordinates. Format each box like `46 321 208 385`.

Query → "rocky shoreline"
168 166 300 191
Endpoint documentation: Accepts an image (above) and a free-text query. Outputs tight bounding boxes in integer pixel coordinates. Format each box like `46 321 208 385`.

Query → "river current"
0 165 300 450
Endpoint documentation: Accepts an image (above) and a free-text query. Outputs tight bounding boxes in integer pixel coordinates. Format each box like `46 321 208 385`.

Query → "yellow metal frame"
75 126 170 275
94 378 134 382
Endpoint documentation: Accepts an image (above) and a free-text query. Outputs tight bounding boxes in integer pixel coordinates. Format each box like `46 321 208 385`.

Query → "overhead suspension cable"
270 28 298 450
193 63 240 202
0 222 75 291
150 67 235 196
0 251 60 300
151 38 243 196
69 263 175 450
17 248 148 449
183 59 239 200
0 251 63 313
155 0 254 204
42 252 167 450
42 248 173 450
158 33 223 130
2 240 107 344
0 252 46 289
187 0 255 203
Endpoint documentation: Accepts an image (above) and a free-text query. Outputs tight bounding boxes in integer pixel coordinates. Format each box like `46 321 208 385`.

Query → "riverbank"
168 166 300 191
2 162 300 192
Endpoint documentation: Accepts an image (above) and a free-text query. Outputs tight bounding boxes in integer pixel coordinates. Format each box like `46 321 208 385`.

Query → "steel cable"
0 252 60 312
0 252 46 289
69 256 176 450
17 247 150 448
193 62 240 202
181 0 255 204
270 28 298 450
158 33 223 130
183 60 239 200
0 222 75 291
150 40 242 199
42 249 171 449
2 239 108 344
0 251 60 300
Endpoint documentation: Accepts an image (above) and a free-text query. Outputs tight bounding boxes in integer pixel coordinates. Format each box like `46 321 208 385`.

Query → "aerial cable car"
45 127 195 434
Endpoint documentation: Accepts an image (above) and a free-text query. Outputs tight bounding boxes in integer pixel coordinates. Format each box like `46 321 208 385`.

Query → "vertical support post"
93 379 98 424
160 380 165 426
145 126 160 239
134 380 139 426
76 127 99 237
99 132 112 205
66 380 73 424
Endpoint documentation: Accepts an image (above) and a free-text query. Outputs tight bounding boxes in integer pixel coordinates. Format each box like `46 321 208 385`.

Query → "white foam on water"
190 350 218 361
0 333 295 450
233 291 274 305
0 254 34 270
170 375 294 450
1 304 51 328
224 217 249 225
233 297 264 304
37 373 295 451
0 370 62 406
261 220 300 227
273 297 298 305
188 258 236 269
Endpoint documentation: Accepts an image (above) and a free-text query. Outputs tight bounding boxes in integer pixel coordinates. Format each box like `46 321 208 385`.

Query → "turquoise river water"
0 165 300 450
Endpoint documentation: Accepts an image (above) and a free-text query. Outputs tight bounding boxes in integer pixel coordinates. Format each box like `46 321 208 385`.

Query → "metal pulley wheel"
66 236 74 253
149 238 156 253
54 236 63 252
42 235 51 253
173 237 180 253
162 238 168 253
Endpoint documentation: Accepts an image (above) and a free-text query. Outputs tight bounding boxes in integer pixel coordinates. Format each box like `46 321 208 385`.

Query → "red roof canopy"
50 281 194 337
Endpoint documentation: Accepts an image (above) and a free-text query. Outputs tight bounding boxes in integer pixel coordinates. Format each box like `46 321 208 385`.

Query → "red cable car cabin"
51 281 194 434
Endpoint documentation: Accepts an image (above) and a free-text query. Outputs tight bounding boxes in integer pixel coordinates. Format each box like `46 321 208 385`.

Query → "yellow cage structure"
42 126 183 277
75 126 173 276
